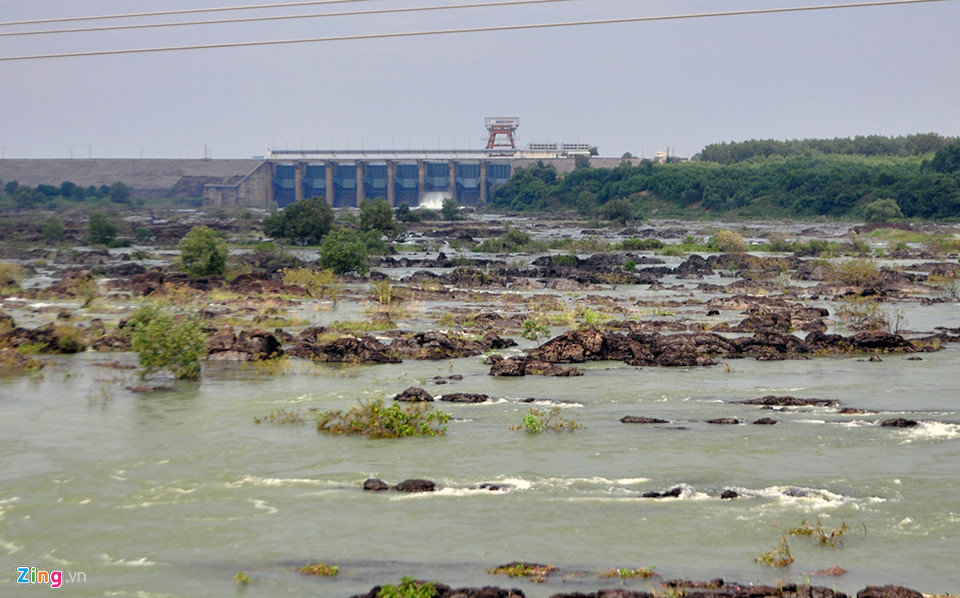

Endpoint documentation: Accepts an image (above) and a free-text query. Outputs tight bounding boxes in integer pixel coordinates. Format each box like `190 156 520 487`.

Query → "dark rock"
857 586 923 598
642 487 683 499
838 408 871 414
488 356 583 377
868 354 883 362
879 418 919 428
288 334 401 364
706 418 741 425
125 385 171 393
720 490 739 499
362 478 389 491
620 416 669 424
440 393 490 404
739 395 839 408
395 479 437 492
478 483 512 492
753 417 778 425
206 329 283 361
393 387 434 402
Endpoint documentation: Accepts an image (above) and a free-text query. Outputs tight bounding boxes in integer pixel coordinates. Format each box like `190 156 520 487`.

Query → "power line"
0 0 952 62
0 0 588 38
0 0 381 27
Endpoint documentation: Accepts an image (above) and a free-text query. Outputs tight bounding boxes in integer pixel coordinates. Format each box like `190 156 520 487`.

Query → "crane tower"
485 117 519 149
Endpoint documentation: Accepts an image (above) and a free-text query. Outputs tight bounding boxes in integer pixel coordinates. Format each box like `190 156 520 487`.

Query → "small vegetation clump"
615 238 664 251
299 562 339 576
519 317 550 345
235 571 250 585
510 407 582 434
785 518 849 547
600 566 657 579
477 229 547 253
0 261 26 293
756 533 794 567
282 267 336 298
254 405 306 424
708 230 749 253
0 348 44 376
128 306 206 380
828 258 885 287
487 562 557 583
377 576 438 598
315 398 450 438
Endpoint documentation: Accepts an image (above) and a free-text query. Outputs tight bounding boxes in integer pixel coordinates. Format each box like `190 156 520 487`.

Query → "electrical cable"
0 0 381 27
0 0 589 38
0 0 952 62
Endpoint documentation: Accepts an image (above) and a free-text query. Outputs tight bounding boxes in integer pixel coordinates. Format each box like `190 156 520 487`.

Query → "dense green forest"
490 135 960 220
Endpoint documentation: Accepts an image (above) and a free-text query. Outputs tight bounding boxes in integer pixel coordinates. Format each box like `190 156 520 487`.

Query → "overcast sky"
1 0 958 159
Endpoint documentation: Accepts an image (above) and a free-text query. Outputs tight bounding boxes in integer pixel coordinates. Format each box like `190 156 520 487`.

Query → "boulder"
288 334 401 364
739 395 839 408
706 418 741 425
440 393 490 404
642 487 683 499
857 587 923 598
879 418 919 428
393 387 434 402
395 479 437 492
620 416 669 424
362 478 389 491
488 356 583 377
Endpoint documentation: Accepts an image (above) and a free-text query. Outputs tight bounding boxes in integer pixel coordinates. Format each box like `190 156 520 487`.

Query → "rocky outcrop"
621 416 669 424
440 393 490 403
393 387 435 402
287 329 401 364
879 418 919 428
352 584 524 598
642 487 683 499
738 395 839 408
205 329 283 361
390 330 516 360
395 479 437 492
487 355 583 377
857 586 923 598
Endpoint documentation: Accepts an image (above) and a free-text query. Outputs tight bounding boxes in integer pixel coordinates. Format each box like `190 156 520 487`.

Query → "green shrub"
377 577 438 598
0 261 26 292
264 196 334 245
520 318 550 345
708 230 748 252
360 198 397 236
128 307 206 380
177 226 227 277
319 228 369 275
42 216 65 244
282 267 336 297
615 238 664 251
315 398 450 438
510 407 582 433
87 211 117 245
829 258 884 287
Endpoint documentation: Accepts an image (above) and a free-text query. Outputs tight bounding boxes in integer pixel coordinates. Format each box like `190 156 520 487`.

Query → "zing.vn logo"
16 566 87 589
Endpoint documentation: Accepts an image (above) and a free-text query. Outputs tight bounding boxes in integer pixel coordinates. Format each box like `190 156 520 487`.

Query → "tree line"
489 138 960 220
697 133 960 164
0 179 131 210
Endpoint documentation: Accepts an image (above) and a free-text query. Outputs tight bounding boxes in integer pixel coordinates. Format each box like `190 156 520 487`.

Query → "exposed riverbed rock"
362 478 390 491
352 583 524 598
857 586 923 598
287 329 401 364
879 418 919 428
737 395 840 408
390 330 516 360
395 479 437 492
620 416 669 424
440 393 490 403
393 387 435 402
205 329 283 361
487 355 583 377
